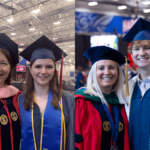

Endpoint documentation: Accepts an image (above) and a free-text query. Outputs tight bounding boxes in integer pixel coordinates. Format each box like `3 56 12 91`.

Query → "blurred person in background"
75 66 85 90
82 67 87 83
122 17 150 150
82 67 91 83
0 33 22 150
18 35 74 150
127 43 138 80
75 46 130 150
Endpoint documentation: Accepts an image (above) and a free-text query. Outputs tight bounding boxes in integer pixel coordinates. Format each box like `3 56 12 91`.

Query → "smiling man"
122 18 150 150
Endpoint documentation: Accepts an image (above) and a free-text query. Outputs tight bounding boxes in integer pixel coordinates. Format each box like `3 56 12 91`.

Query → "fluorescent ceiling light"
53 22 61 25
142 1 150 5
53 38 58 40
69 45 74 47
68 0 73 1
32 9 40 13
3 25 14 29
70 53 74 54
64 50 67 51
7 18 13 22
113 0 118 1
11 33 16 35
29 27 35 31
143 9 150 13
118 5 127 10
88 2 98 6
20 43 24 45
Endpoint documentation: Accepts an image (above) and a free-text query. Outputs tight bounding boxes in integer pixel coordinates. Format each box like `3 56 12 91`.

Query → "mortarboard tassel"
125 56 129 96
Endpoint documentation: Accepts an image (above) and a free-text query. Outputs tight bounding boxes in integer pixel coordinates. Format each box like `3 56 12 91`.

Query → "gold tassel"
125 56 129 96
59 95 66 150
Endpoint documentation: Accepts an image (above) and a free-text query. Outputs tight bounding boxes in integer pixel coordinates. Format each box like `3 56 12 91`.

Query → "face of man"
131 41 150 69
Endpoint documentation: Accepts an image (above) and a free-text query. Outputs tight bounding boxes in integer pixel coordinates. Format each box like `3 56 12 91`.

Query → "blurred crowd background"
74 0 148 89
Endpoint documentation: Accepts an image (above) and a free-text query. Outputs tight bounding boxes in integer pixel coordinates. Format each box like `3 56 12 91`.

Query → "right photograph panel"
75 0 148 150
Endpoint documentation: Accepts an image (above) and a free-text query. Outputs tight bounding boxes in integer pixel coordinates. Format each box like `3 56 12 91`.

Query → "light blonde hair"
84 61 125 106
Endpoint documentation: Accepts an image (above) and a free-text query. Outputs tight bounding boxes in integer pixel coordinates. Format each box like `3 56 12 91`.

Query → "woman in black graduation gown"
18 35 74 150
75 46 130 150
0 33 21 150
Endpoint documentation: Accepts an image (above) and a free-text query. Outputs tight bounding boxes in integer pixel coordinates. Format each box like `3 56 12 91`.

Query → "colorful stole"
0 85 19 99
75 88 120 104
18 90 65 150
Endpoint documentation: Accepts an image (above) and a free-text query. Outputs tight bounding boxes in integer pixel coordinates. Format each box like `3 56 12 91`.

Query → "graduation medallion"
110 145 119 150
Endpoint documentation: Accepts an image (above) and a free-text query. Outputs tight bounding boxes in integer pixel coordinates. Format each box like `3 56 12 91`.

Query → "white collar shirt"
137 74 150 97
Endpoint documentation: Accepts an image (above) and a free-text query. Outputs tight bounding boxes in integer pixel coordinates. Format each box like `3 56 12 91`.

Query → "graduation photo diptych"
0 0 150 149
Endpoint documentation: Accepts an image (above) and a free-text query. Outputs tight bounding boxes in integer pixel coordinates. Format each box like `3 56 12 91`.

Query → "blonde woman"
75 46 130 150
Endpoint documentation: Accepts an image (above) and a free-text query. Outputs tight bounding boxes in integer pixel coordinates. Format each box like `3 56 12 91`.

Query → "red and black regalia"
75 88 130 150
0 33 22 149
0 85 21 150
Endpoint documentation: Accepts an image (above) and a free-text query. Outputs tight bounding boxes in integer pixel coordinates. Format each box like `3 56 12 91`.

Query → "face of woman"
0 52 10 86
29 59 55 87
96 60 118 92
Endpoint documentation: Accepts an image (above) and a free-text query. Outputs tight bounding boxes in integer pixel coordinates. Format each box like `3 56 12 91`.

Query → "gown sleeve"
75 97 84 150
63 93 75 150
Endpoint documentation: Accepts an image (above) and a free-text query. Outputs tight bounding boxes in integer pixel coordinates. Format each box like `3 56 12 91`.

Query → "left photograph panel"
0 0 75 150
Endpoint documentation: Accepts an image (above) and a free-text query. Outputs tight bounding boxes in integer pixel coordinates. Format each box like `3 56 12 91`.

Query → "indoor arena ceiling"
0 0 75 64
76 0 150 19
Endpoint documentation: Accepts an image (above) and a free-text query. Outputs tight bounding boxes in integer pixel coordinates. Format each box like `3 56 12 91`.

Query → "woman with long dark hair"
18 35 74 150
0 33 21 150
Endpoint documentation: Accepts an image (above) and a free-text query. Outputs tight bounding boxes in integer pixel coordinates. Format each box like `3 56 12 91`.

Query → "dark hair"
23 60 61 110
0 48 12 85
77 66 83 72
130 40 150 53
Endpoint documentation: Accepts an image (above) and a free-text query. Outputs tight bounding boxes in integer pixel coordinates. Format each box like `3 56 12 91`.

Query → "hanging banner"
75 11 138 34
70 71 74 77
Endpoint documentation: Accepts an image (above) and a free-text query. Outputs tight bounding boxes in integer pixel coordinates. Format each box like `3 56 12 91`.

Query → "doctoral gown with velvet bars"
129 82 150 150
75 88 130 150
18 91 74 150
0 90 21 150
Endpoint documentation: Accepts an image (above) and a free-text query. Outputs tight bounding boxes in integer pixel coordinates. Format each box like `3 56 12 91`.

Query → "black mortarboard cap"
122 18 150 43
20 35 67 62
0 33 18 66
84 46 128 65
